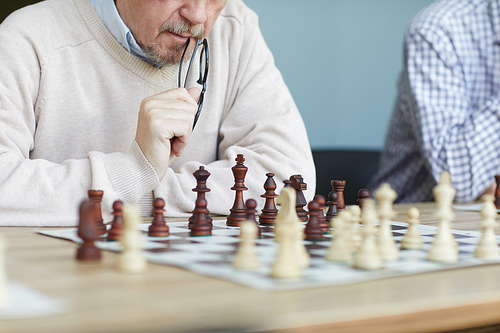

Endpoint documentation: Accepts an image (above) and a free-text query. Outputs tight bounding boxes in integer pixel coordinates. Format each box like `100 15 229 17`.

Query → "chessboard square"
386 260 441 273
457 244 476 253
212 229 241 236
190 235 240 244
421 236 435 243
145 251 224 266
168 226 190 234
170 243 234 253
454 238 480 245
308 249 328 257
144 234 182 242
304 265 366 283
398 249 428 260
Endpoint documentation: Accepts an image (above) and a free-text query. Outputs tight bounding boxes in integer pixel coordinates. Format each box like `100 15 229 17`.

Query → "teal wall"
244 0 436 150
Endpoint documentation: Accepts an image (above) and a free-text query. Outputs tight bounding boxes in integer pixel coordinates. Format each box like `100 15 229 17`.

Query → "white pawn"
0 235 9 308
428 172 458 263
271 188 303 278
401 207 424 250
474 195 500 260
348 205 362 250
326 210 353 262
274 187 310 268
354 199 382 270
118 204 147 274
233 220 261 271
375 183 399 261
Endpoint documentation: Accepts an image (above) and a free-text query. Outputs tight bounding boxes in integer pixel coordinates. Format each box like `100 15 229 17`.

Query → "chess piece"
118 204 147 274
283 179 292 188
88 189 107 235
474 195 500 260
495 176 500 209
314 195 330 234
107 200 124 241
227 155 248 227
326 210 353 262
259 173 278 225
348 205 362 249
191 197 212 237
353 199 382 270
0 234 9 308
245 199 261 238
375 183 399 261
428 172 459 263
290 175 308 222
233 220 261 271
325 190 338 222
76 200 102 262
332 180 346 211
189 166 212 229
148 198 169 237
401 207 424 250
271 188 302 278
357 188 370 207
274 187 310 268
304 200 323 241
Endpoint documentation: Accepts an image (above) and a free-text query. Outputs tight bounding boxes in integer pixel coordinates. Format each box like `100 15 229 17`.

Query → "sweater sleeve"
154 4 316 216
0 12 159 226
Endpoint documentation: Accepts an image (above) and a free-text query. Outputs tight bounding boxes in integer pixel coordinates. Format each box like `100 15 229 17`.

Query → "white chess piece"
271 188 302 278
233 220 261 270
401 207 424 250
354 199 382 270
428 172 459 263
118 204 147 274
326 210 353 262
375 183 399 261
348 205 362 249
0 234 9 308
274 187 310 268
474 195 500 260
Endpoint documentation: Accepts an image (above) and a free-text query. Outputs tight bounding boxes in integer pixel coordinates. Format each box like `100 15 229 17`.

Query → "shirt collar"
88 0 159 67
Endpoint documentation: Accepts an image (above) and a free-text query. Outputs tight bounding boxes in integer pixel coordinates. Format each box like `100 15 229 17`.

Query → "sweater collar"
88 0 159 68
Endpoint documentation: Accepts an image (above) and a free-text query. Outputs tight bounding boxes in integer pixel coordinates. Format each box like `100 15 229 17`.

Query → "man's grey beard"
141 20 204 68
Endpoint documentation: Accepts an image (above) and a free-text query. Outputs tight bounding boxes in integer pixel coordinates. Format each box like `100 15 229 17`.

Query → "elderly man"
0 0 315 225
370 0 500 203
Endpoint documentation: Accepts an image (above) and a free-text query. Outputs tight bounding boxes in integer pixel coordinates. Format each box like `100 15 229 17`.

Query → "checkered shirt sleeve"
372 0 500 203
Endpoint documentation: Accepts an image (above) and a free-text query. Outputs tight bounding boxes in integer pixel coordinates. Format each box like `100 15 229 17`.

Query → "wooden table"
2 203 500 333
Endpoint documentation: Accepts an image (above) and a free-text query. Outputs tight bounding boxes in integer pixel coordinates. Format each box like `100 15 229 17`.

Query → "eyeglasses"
178 38 209 130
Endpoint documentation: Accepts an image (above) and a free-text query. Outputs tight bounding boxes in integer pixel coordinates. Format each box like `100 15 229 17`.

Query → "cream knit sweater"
0 0 316 226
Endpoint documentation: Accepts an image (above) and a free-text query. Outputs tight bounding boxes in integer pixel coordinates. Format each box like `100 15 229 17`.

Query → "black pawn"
107 200 124 241
191 198 212 237
304 200 323 241
325 190 338 223
357 188 370 208
245 199 261 238
259 173 278 226
76 200 101 262
314 195 329 234
189 166 212 229
148 198 170 237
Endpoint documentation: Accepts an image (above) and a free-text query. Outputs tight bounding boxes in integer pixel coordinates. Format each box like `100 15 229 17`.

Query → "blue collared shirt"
369 0 500 203
89 0 157 67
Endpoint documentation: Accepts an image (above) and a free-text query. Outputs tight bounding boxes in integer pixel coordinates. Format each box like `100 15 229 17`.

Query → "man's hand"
135 87 201 181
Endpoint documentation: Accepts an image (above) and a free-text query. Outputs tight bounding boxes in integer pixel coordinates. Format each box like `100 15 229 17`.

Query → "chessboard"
453 203 500 213
37 218 500 291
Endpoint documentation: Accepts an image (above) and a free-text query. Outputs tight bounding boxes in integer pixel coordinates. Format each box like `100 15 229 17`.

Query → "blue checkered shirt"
369 0 500 203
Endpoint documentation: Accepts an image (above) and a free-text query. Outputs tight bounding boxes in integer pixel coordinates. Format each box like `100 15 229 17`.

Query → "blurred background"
0 0 436 203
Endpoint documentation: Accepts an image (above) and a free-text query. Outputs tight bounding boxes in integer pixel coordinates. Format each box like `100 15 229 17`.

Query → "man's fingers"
187 87 201 103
